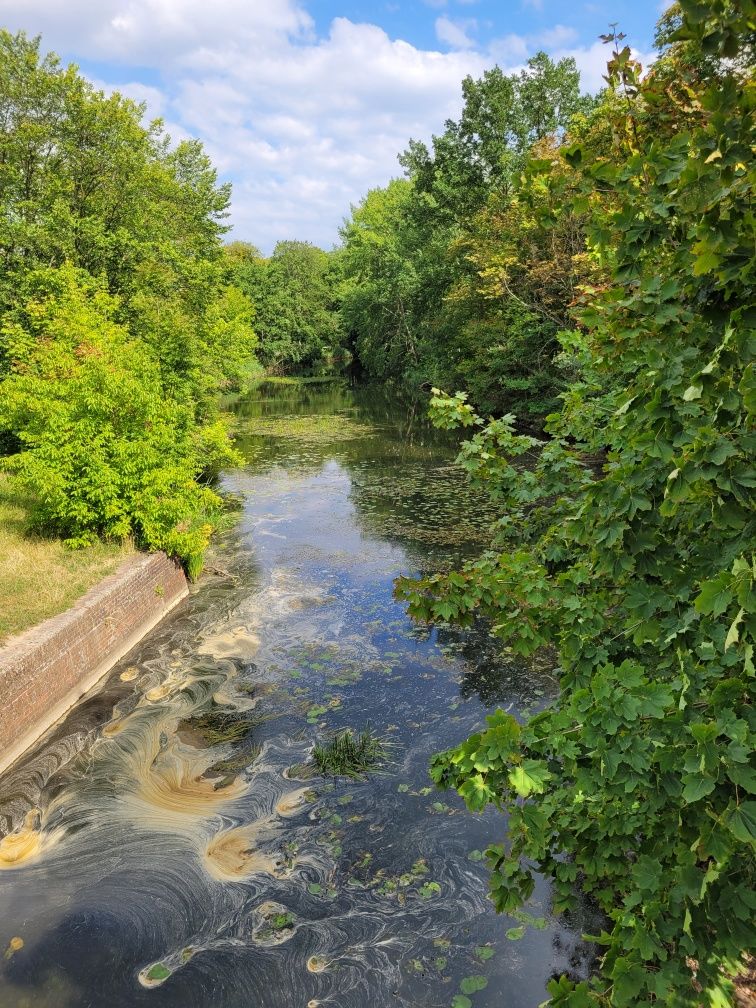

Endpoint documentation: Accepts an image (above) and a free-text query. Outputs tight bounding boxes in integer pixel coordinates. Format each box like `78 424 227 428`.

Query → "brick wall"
0 552 188 774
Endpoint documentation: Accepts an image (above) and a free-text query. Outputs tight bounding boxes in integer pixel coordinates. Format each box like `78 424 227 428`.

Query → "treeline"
225 239 345 375
395 3 755 1006
0 31 258 575
339 51 598 422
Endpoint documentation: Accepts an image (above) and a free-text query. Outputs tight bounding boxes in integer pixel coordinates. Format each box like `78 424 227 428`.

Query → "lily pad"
460 975 488 995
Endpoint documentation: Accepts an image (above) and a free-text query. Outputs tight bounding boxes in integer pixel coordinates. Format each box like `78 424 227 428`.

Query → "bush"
0 267 237 573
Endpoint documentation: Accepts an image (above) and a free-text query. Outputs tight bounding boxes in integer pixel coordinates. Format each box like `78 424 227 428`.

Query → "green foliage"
341 53 599 414
0 268 236 570
311 728 389 778
398 5 755 1005
227 240 345 374
0 31 257 572
339 179 452 386
400 53 592 224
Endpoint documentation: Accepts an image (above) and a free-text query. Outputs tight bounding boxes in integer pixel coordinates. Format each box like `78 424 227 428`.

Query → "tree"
342 53 599 413
228 239 344 374
0 267 236 576
397 3 755 1004
0 31 257 573
400 53 593 225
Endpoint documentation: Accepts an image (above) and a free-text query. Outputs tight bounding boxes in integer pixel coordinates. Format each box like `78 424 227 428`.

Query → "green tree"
0 31 257 572
341 180 431 383
400 53 593 225
342 53 598 412
228 239 344 374
0 267 236 576
398 3 755 1004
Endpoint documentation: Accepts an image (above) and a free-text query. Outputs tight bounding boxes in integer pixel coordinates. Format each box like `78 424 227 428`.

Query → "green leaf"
726 802 756 844
507 760 551 798
692 251 720 275
682 775 716 803
451 998 472 1008
724 609 744 650
458 774 493 811
505 926 525 940
460 975 488 995
145 964 171 982
695 573 733 617
418 881 442 899
728 764 756 794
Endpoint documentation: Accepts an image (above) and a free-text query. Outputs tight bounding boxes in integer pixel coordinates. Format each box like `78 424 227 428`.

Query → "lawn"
0 476 134 642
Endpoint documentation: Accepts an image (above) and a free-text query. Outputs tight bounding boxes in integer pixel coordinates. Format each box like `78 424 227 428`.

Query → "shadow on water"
0 382 598 1008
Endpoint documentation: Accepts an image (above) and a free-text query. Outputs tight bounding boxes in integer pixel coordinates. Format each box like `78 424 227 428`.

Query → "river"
0 381 593 1008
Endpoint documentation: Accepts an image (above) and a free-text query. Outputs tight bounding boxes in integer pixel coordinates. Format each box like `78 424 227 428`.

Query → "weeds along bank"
0 31 258 578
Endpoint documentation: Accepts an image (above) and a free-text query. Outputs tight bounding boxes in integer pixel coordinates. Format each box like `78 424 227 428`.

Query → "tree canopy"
0 30 257 575
340 51 598 417
397 1 755 1003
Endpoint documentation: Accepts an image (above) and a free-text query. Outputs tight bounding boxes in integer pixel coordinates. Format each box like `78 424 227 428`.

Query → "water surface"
0 382 591 1008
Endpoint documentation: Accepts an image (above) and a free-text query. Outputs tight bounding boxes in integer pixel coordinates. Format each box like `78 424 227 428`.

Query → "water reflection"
0 381 592 1008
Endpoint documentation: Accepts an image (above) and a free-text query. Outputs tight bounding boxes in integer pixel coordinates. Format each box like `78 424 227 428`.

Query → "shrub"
0 266 237 573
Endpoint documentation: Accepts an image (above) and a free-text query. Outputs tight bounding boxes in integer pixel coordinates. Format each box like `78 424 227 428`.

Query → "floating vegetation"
311 728 389 778
140 962 172 988
307 955 329 973
178 708 255 747
349 465 500 548
239 413 377 444
252 902 297 945
250 375 346 387
204 744 262 787
368 858 442 904
4 937 23 960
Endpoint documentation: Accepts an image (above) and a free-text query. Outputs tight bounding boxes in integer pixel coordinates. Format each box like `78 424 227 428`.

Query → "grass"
0 476 134 642
312 728 390 778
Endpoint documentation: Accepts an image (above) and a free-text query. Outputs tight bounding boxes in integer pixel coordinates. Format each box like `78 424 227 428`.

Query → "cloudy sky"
1 0 661 252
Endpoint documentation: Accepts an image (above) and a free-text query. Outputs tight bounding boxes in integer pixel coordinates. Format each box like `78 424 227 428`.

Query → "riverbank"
0 550 187 775
0 476 134 642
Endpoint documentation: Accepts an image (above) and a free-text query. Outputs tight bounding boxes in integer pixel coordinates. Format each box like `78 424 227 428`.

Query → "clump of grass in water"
312 729 389 778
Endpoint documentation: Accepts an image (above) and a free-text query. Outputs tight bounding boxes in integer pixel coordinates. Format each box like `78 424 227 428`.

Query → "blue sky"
1 0 663 252
308 0 659 53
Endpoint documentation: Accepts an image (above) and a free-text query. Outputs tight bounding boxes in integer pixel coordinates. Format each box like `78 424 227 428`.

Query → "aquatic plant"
180 709 253 746
311 728 388 778
239 413 377 443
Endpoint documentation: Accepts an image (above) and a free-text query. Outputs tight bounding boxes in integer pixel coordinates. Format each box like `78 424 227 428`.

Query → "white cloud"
435 15 477 49
537 24 579 48
0 0 639 252
5 0 313 63
489 32 529 63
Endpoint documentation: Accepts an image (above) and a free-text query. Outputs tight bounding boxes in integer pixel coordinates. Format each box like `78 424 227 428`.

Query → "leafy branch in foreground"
397 2 755 1004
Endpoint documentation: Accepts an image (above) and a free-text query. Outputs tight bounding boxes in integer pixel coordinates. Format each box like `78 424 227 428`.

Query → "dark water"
0 382 592 1008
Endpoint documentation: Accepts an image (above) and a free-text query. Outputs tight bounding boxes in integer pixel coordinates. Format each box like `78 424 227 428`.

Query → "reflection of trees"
230 379 356 421
443 624 559 706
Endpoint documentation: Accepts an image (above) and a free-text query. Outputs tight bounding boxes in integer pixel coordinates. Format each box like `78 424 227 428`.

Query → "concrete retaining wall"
0 552 188 775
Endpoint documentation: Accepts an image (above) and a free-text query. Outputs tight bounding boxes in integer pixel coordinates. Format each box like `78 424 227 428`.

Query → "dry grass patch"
0 476 134 642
